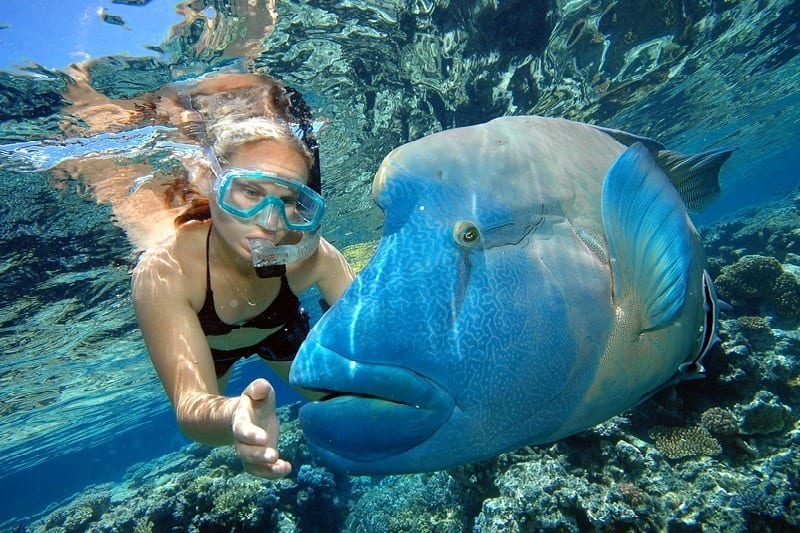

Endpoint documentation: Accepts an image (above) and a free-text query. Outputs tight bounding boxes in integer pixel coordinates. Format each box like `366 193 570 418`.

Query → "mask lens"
292 191 322 224
216 170 324 231
225 177 292 212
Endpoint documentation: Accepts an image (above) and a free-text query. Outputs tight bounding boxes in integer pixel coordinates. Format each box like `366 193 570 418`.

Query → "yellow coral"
342 240 379 274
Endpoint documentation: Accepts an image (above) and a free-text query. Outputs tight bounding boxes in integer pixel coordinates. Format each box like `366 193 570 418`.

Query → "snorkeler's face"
210 139 311 261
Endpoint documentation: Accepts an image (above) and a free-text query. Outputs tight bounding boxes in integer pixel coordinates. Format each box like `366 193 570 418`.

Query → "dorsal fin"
592 124 734 213
591 125 666 153
655 148 735 212
601 143 695 332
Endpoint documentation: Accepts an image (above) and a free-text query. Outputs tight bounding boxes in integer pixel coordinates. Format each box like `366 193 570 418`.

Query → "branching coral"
648 425 722 459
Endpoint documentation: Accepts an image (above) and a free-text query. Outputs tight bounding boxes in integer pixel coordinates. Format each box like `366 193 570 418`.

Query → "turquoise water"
1 0 799 530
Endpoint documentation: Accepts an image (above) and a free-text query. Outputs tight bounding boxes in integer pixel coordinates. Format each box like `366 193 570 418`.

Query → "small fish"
98 8 127 28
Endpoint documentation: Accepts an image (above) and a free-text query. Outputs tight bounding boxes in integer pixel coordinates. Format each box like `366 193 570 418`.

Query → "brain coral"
714 255 800 323
700 407 740 436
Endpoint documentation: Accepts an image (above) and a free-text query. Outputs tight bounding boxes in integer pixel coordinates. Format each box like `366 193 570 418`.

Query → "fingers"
232 378 290 479
235 441 292 478
242 457 292 479
232 378 276 446
231 394 268 446
233 433 293 479
231 413 268 446
235 441 292 479
236 441 280 464
243 377 273 403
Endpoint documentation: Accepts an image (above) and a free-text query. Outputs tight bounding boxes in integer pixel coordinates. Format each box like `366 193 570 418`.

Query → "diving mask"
213 169 325 232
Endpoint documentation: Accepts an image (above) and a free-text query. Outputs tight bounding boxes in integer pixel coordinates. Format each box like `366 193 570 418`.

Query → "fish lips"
290 342 455 467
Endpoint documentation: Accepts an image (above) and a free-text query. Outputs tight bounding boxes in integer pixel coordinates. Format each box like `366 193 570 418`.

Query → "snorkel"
249 229 321 278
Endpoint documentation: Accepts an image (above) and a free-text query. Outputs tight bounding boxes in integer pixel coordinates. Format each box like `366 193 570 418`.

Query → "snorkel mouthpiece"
255 264 286 278
251 239 288 278
249 229 321 278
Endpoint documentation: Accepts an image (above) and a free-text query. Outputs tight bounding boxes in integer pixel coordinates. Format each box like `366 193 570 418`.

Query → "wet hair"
167 73 321 227
186 74 321 193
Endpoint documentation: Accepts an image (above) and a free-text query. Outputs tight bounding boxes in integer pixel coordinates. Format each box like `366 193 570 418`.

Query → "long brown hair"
173 198 211 226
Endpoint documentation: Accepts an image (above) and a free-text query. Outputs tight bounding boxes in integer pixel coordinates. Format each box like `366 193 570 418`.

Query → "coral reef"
15 191 800 532
714 255 800 325
737 391 793 436
700 406 740 436
24 405 353 533
345 473 476 532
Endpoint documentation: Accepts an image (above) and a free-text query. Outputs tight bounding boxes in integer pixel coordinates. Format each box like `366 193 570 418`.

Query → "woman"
132 73 354 479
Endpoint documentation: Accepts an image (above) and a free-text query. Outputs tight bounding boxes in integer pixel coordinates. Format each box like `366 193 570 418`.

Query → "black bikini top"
197 227 302 337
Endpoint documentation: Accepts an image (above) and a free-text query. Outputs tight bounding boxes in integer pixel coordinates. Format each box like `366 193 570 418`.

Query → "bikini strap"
205 225 213 294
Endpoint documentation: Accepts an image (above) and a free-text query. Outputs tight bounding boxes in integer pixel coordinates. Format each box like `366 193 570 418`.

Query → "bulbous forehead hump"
373 117 618 210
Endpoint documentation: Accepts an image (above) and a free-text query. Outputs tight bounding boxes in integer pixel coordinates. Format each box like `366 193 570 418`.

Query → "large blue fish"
290 116 732 474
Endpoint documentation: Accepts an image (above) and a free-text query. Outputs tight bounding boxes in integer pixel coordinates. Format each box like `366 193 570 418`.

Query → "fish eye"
453 221 481 248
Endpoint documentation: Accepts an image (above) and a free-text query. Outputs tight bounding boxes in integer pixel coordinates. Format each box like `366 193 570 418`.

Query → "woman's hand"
231 378 292 478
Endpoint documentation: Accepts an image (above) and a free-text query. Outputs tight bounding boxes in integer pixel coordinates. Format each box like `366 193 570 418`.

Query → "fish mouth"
289 341 455 465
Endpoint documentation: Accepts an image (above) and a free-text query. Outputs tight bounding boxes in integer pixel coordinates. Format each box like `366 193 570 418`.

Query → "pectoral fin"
601 143 695 332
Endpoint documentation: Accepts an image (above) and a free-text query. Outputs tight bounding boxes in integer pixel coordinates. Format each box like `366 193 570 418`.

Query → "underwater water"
0 0 799 530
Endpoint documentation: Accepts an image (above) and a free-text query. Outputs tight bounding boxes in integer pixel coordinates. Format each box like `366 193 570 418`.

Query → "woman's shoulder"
132 220 210 299
313 237 347 265
287 236 354 295
288 237 337 273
